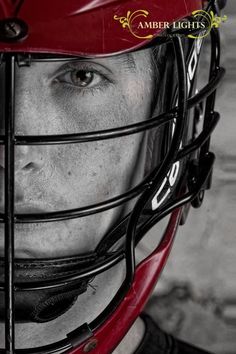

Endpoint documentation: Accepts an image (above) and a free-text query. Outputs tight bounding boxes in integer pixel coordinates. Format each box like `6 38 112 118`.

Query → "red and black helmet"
0 0 225 353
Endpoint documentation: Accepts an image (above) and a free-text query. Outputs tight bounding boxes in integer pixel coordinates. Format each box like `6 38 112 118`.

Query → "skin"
0 48 154 350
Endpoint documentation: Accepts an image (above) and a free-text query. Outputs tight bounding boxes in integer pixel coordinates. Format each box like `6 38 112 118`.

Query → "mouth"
0 203 58 259
16 205 50 214
0 248 39 258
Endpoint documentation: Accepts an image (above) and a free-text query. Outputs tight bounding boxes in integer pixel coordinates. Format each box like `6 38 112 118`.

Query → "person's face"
0 49 154 258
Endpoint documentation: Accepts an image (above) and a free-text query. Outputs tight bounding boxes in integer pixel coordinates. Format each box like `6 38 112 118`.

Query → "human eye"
52 61 113 92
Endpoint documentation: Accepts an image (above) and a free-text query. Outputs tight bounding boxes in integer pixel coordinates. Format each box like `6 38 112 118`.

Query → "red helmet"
0 0 225 353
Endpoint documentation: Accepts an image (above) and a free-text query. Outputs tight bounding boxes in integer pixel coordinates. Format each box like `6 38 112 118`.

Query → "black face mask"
0 253 97 323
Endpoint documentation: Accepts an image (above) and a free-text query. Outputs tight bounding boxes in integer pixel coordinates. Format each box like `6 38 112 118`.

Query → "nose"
0 145 44 204
0 145 45 173
0 61 46 205
14 145 45 173
12 65 45 173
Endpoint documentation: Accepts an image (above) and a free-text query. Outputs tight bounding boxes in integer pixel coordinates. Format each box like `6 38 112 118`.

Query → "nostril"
14 146 45 172
23 162 35 171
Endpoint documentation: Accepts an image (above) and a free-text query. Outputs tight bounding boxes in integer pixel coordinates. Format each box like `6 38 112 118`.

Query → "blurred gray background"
142 2 236 353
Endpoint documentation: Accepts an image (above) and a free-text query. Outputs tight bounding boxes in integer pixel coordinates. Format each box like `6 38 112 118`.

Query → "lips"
0 204 49 258
0 221 59 258
0 205 58 259
19 202 55 214
0 248 38 258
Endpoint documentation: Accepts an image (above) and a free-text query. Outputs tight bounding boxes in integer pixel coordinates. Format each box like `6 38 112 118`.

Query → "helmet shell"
0 0 203 56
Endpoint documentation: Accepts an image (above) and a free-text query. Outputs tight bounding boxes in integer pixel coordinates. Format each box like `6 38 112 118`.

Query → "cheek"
56 94 128 133
22 70 151 205
43 85 150 206
49 133 142 207
51 78 150 134
121 76 153 121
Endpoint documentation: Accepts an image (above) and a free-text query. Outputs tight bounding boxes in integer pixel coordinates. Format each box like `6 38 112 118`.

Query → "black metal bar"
0 250 124 291
11 112 175 145
4 55 15 353
176 111 219 161
138 153 215 236
187 67 225 109
200 27 220 158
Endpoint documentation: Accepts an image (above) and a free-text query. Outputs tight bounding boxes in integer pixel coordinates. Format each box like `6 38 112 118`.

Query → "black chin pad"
0 254 96 322
0 280 88 323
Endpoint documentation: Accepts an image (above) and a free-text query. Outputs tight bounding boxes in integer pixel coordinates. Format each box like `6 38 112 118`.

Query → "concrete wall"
225 0 236 13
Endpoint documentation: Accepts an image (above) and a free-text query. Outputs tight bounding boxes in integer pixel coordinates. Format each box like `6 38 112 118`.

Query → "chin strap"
0 253 98 322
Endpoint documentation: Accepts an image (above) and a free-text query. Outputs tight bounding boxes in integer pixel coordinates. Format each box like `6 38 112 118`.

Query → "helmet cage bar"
200 27 221 159
1 26 223 353
0 110 176 145
5 112 176 144
4 54 16 354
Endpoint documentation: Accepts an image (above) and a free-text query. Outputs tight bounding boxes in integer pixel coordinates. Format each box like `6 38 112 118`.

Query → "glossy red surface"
68 209 182 353
0 0 203 56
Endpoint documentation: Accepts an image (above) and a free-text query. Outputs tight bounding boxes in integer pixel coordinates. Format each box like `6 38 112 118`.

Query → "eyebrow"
119 53 136 71
91 53 137 73
112 53 136 72
46 53 137 76
102 53 136 72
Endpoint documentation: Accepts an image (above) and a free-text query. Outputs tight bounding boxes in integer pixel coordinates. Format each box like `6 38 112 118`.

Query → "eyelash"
53 63 112 94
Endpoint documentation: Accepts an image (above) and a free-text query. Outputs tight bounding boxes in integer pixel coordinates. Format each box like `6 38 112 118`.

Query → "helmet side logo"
188 10 228 39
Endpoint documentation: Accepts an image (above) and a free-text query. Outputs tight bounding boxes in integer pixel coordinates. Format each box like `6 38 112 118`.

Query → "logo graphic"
114 9 227 40
188 10 227 38
114 10 154 39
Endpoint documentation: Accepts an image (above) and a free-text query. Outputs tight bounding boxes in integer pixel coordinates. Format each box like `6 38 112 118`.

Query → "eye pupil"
71 70 94 87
